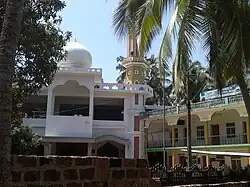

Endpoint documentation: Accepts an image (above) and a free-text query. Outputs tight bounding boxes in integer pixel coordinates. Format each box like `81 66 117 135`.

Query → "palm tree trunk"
0 0 24 186
235 73 250 116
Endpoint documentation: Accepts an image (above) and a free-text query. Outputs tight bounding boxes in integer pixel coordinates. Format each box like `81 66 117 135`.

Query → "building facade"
142 96 250 168
22 40 153 158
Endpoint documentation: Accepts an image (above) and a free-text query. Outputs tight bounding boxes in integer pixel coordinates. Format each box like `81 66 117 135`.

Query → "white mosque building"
22 38 153 159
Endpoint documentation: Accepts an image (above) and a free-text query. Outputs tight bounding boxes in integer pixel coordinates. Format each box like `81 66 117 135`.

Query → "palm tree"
116 56 126 83
174 60 214 104
0 0 24 185
144 55 172 105
113 1 250 117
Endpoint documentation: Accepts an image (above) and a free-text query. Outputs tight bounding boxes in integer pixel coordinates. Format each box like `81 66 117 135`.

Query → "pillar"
171 126 175 146
246 119 250 164
46 87 55 116
172 152 176 167
134 116 140 159
51 143 56 155
125 144 129 158
87 143 92 156
44 142 52 156
206 154 210 167
225 156 232 168
89 90 94 117
144 127 149 159
204 121 209 145
204 121 210 166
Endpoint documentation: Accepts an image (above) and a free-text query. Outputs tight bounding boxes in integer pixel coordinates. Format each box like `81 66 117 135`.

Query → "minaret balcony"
122 56 146 66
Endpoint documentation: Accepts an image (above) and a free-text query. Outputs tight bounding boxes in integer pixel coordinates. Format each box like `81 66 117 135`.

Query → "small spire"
74 37 77 42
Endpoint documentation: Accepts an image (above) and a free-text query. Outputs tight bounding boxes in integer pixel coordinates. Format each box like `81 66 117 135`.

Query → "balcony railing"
147 137 206 148
209 135 247 145
140 95 243 119
147 134 247 148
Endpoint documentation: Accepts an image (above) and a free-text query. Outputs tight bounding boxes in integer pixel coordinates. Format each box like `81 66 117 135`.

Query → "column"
245 118 250 165
125 144 129 158
246 118 250 142
134 116 140 159
171 126 175 146
46 87 55 116
44 142 52 156
206 154 210 167
204 121 210 166
89 90 94 117
88 143 92 156
204 121 209 145
134 136 139 159
51 143 56 155
225 156 232 168
144 127 148 159
172 152 176 167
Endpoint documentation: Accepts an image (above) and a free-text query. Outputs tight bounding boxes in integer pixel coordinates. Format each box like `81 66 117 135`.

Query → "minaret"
122 35 147 84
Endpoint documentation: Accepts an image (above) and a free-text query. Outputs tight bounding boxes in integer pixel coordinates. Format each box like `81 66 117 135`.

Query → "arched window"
134 80 139 84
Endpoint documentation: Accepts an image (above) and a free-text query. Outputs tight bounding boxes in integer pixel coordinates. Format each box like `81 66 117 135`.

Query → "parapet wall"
10 155 158 187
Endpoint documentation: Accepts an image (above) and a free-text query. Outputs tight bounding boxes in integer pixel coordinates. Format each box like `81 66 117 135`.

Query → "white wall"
93 120 126 129
45 115 92 137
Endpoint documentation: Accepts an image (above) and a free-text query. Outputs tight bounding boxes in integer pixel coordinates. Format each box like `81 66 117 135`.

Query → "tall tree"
0 0 24 186
0 0 70 184
171 60 214 104
8 0 70 155
116 56 126 83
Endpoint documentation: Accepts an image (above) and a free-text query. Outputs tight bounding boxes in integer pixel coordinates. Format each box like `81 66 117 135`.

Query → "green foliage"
11 124 40 155
0 0 71 154
116 55 173 105
11 0 71 97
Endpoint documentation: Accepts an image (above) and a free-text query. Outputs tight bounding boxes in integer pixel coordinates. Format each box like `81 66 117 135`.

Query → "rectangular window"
226 123 236 138
196 126 205 140
134 70 139 75
127 71 131 75
135 94 139 105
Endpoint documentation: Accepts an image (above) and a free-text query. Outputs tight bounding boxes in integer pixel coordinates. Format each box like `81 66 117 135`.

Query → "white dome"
60 41 92 68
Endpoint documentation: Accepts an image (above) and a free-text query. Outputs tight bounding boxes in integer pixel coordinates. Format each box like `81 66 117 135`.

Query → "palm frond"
112 0 130 40
136 0 162 55
172 0 203 99
112 0 147 41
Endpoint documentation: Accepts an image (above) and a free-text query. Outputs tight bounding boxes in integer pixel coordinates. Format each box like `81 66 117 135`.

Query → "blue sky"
61 0 206 83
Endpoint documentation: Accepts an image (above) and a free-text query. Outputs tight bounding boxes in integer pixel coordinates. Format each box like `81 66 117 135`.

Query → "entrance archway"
97 142 120 157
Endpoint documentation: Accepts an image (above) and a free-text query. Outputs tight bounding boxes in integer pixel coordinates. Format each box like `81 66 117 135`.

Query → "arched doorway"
95 135 128 158
97 142 120 157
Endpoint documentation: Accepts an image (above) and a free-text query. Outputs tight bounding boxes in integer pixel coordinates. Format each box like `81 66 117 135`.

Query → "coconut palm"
0 0 24 185
172 60 214 104
145 55 172 105
116 56 126 83
113 0 250 117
